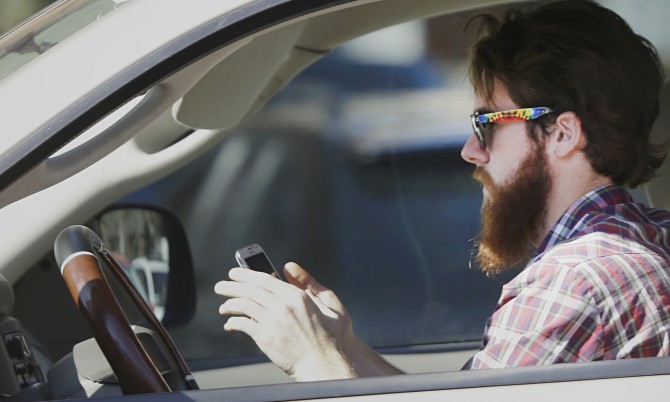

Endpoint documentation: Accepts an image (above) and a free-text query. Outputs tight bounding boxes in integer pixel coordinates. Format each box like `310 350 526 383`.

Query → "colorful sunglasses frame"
470 106 553 149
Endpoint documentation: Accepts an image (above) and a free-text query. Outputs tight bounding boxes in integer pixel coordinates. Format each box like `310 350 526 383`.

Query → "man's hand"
214 262 356 381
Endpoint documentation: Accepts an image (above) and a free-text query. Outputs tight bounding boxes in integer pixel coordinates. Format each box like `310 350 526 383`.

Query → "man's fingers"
214 280 279 308
219 297 267 323
285 262 343 310
312 288 343 312
217 264 343 324
284 262 325 291
227 267 296 296
224 316 259 335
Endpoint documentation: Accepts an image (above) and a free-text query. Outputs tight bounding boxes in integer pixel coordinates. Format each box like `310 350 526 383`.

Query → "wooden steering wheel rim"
54 225 197 394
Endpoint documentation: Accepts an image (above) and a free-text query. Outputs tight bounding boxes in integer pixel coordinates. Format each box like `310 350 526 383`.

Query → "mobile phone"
234 244 286 281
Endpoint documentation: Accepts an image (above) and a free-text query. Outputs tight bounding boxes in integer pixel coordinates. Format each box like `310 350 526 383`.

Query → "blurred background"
0 0 53 33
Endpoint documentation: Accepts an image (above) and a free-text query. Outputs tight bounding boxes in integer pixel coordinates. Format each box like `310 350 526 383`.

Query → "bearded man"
215 0 670 380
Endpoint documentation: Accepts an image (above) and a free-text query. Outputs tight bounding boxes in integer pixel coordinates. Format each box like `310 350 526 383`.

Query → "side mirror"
87 205 195 328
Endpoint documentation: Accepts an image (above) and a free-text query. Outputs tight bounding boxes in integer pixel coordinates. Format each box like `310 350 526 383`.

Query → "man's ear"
551 111 585 158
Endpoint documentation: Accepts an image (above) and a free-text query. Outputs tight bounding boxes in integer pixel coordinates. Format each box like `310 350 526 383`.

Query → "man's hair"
469 0 666 187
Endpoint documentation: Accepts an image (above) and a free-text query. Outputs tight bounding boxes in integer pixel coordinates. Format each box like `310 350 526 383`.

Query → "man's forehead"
473 84 519 112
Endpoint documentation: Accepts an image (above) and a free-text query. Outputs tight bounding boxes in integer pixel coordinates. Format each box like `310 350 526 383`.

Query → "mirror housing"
87 204 196 329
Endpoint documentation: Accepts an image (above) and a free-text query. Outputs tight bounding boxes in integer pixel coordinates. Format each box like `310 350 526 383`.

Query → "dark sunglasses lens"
477 130 485 149
474 124 485 149
470 115 486 149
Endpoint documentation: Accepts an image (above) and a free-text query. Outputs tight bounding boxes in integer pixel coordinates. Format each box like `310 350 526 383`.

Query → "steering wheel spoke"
54 225 197 394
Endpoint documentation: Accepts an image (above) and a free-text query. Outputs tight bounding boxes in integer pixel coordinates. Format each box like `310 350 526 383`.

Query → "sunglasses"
470 107 553 149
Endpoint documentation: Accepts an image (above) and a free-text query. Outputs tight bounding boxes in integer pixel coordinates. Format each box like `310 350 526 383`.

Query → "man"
215 0 670 380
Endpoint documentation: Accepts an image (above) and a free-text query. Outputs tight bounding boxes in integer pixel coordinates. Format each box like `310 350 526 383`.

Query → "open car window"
123 11 505 374
120 0 670 380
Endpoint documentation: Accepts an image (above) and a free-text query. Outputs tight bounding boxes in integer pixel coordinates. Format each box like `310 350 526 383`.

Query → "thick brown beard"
472 143 551 276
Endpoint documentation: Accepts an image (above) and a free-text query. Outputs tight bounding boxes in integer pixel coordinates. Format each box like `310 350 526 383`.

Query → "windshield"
0 0 127 82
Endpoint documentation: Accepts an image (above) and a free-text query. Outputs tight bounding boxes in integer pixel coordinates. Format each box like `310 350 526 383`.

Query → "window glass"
0 0 123 81
128 12 507 364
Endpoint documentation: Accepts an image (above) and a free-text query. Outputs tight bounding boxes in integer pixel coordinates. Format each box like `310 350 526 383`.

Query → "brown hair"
469 0 667 187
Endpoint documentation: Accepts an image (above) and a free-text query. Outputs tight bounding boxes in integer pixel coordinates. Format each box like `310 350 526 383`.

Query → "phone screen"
244 252 275 276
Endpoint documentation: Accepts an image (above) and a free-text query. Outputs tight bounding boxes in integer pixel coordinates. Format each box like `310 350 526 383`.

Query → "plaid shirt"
469 185 670 369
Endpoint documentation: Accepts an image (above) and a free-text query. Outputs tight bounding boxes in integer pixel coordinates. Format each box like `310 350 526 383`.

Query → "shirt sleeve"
469 261 604 369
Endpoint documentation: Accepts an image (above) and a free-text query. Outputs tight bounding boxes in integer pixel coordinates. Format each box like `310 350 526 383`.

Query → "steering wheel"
54 225 198 394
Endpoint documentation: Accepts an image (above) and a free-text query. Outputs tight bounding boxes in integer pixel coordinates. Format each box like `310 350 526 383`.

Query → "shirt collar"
534 184 633 256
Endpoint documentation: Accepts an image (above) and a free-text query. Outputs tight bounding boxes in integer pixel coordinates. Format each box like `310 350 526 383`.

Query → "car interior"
0 0 669 400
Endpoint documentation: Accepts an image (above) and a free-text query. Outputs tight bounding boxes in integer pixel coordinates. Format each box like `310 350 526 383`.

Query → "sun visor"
173 22 309 130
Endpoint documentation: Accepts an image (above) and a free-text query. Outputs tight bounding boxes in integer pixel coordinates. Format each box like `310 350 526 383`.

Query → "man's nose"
461 133 490 165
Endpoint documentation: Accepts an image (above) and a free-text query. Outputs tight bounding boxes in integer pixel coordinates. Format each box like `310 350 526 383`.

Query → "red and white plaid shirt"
470 185 670 369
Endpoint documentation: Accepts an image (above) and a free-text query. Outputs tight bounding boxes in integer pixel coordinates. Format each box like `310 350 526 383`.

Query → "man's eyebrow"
473 107 493 115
